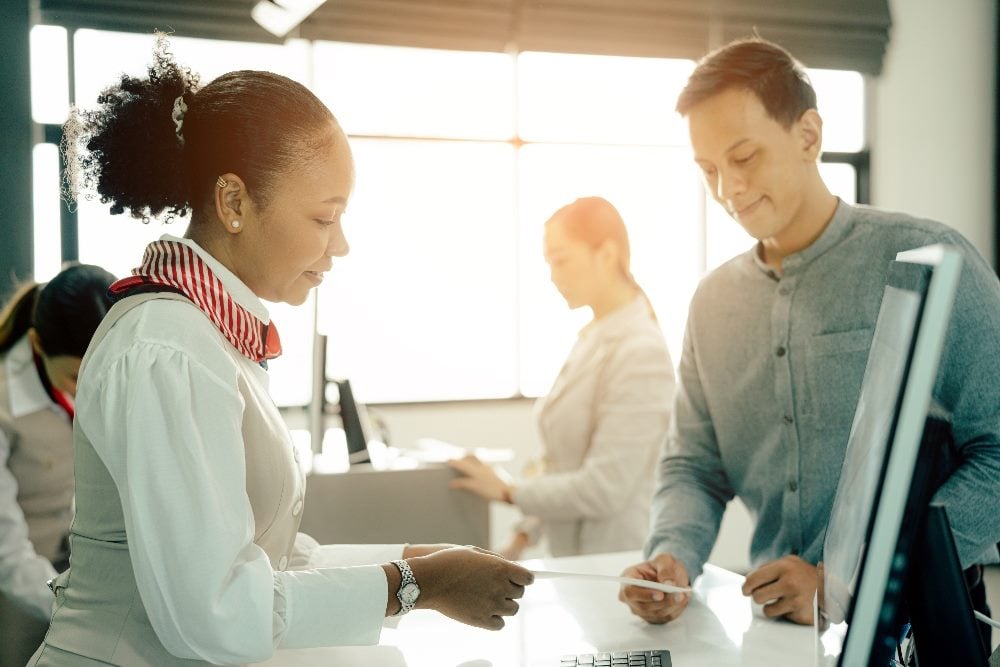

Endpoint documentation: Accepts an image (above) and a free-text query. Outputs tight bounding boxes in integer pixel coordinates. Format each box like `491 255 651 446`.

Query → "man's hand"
741 555 818 625
618 553 691 624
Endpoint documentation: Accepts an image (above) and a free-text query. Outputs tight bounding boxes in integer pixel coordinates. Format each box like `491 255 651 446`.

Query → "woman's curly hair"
63 34 199 221
62 32 338 223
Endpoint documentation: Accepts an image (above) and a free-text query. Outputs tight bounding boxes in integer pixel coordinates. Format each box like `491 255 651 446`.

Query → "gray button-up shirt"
646 200 1000 579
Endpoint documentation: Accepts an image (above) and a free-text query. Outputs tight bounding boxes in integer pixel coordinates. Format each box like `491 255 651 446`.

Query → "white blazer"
514 296 675 556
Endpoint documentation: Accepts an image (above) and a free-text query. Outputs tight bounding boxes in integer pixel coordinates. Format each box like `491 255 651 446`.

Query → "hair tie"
171 95 188 143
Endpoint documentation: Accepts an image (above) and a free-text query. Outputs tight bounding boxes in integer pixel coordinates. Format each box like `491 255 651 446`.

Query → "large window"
30 29 866 405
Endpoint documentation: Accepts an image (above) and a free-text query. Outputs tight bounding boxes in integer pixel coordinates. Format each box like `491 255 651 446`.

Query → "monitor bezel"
818 244 962 665
335 378 373 465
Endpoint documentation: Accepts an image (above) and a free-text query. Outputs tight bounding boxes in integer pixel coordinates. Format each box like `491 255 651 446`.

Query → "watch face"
400 582 420 605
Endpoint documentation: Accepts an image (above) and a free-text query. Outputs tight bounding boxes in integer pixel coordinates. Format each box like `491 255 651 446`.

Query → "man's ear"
796 109 824 162
213 173 250 235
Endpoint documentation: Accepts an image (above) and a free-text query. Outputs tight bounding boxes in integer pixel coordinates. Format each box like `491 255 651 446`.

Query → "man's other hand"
742 555 818 625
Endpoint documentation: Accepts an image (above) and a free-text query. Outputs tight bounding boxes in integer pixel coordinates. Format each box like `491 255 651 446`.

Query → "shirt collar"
162 234 271 324
580 294 652 341
3 335 58 418
750 198 854 276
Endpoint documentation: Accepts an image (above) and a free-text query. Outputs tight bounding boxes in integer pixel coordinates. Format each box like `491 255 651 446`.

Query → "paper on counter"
529 569 691 594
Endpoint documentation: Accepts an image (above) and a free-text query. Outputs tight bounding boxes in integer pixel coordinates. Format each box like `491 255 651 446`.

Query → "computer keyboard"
560 649 672 666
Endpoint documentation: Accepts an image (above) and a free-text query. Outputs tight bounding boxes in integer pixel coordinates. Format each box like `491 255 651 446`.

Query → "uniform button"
788 480 798 493
278 555 288 571
783 414 794 425
778 285 791 296
776 346 786 357
292 500 303 516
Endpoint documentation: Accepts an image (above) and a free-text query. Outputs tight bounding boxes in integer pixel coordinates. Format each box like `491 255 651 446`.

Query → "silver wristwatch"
392 559 420 616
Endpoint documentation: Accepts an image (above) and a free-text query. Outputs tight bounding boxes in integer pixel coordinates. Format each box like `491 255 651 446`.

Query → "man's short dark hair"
676 37 818 128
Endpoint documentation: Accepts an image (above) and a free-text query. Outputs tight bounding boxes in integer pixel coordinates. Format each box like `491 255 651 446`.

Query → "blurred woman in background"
450 197 676 558
0 263 115 667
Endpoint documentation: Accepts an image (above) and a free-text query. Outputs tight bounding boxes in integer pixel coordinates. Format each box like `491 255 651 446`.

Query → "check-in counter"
298 464 490 547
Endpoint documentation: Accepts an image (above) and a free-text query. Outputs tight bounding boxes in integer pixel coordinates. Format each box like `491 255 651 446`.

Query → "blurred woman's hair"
545 196 656 319
0 264 116 357
545 196 636 284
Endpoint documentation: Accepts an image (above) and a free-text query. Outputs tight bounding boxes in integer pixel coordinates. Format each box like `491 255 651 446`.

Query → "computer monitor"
816 244 988 666
334 378 374 466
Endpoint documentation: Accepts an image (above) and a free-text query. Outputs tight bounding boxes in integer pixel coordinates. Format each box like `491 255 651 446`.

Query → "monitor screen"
816 244 964 666
820 281 922 626
335 378 373 465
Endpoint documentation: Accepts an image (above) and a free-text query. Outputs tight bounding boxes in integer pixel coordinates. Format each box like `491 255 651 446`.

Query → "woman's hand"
498 531 530 561
448 454 514 504
407 545 534 630
401 544 453 558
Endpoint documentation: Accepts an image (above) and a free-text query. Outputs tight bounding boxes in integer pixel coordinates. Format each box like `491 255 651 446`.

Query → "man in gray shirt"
619 37 1000 626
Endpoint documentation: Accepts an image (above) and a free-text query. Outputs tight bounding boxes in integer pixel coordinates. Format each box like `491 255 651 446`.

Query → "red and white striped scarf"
109 239 282 364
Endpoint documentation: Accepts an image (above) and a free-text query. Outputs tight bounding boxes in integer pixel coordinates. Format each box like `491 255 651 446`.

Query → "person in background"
450 197 675 559
0 263 116 667
28 36 531 667
618 37 1000 632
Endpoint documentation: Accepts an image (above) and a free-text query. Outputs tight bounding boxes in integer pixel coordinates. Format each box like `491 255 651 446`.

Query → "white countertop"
261 550 816 667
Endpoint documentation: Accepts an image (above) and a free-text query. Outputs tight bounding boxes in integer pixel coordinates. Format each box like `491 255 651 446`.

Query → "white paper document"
529 569 691 594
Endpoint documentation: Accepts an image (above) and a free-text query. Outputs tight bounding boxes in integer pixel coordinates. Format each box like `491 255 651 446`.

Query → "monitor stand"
905 504 988 666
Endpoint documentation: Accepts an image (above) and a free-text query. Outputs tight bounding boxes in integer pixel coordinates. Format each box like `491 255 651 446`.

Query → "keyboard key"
564 649 670 667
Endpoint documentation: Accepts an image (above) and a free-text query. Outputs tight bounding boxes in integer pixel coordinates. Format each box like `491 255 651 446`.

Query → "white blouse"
76 235 403 662
0 336 63 620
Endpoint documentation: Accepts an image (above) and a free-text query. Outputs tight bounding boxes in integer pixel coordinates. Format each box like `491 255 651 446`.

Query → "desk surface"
262 550 816 667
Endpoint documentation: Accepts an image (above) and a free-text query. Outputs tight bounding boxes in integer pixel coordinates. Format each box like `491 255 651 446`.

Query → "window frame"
33 27 872 407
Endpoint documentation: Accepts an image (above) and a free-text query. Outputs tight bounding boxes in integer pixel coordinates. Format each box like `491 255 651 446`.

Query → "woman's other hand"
498 531 530 561
448 455 514 504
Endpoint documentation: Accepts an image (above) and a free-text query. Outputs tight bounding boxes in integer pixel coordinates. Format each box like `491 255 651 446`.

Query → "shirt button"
788 480 798 493
783 414 794 425
278 555 288 571
778 285 791 296
776 346 786 357
292 500 303 517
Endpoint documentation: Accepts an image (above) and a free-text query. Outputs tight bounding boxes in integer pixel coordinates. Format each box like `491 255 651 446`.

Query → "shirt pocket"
804 328 874 430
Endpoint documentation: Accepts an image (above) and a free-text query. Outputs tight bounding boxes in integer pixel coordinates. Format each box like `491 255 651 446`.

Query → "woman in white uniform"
29 37 532 666
0 264 115 667
450 197 676 558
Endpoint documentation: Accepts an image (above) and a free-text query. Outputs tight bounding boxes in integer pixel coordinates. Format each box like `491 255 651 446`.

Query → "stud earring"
231 220 241 229
216 176 227 188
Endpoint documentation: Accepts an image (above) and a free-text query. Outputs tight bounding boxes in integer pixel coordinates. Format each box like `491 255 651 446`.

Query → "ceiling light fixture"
251 0 327 38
